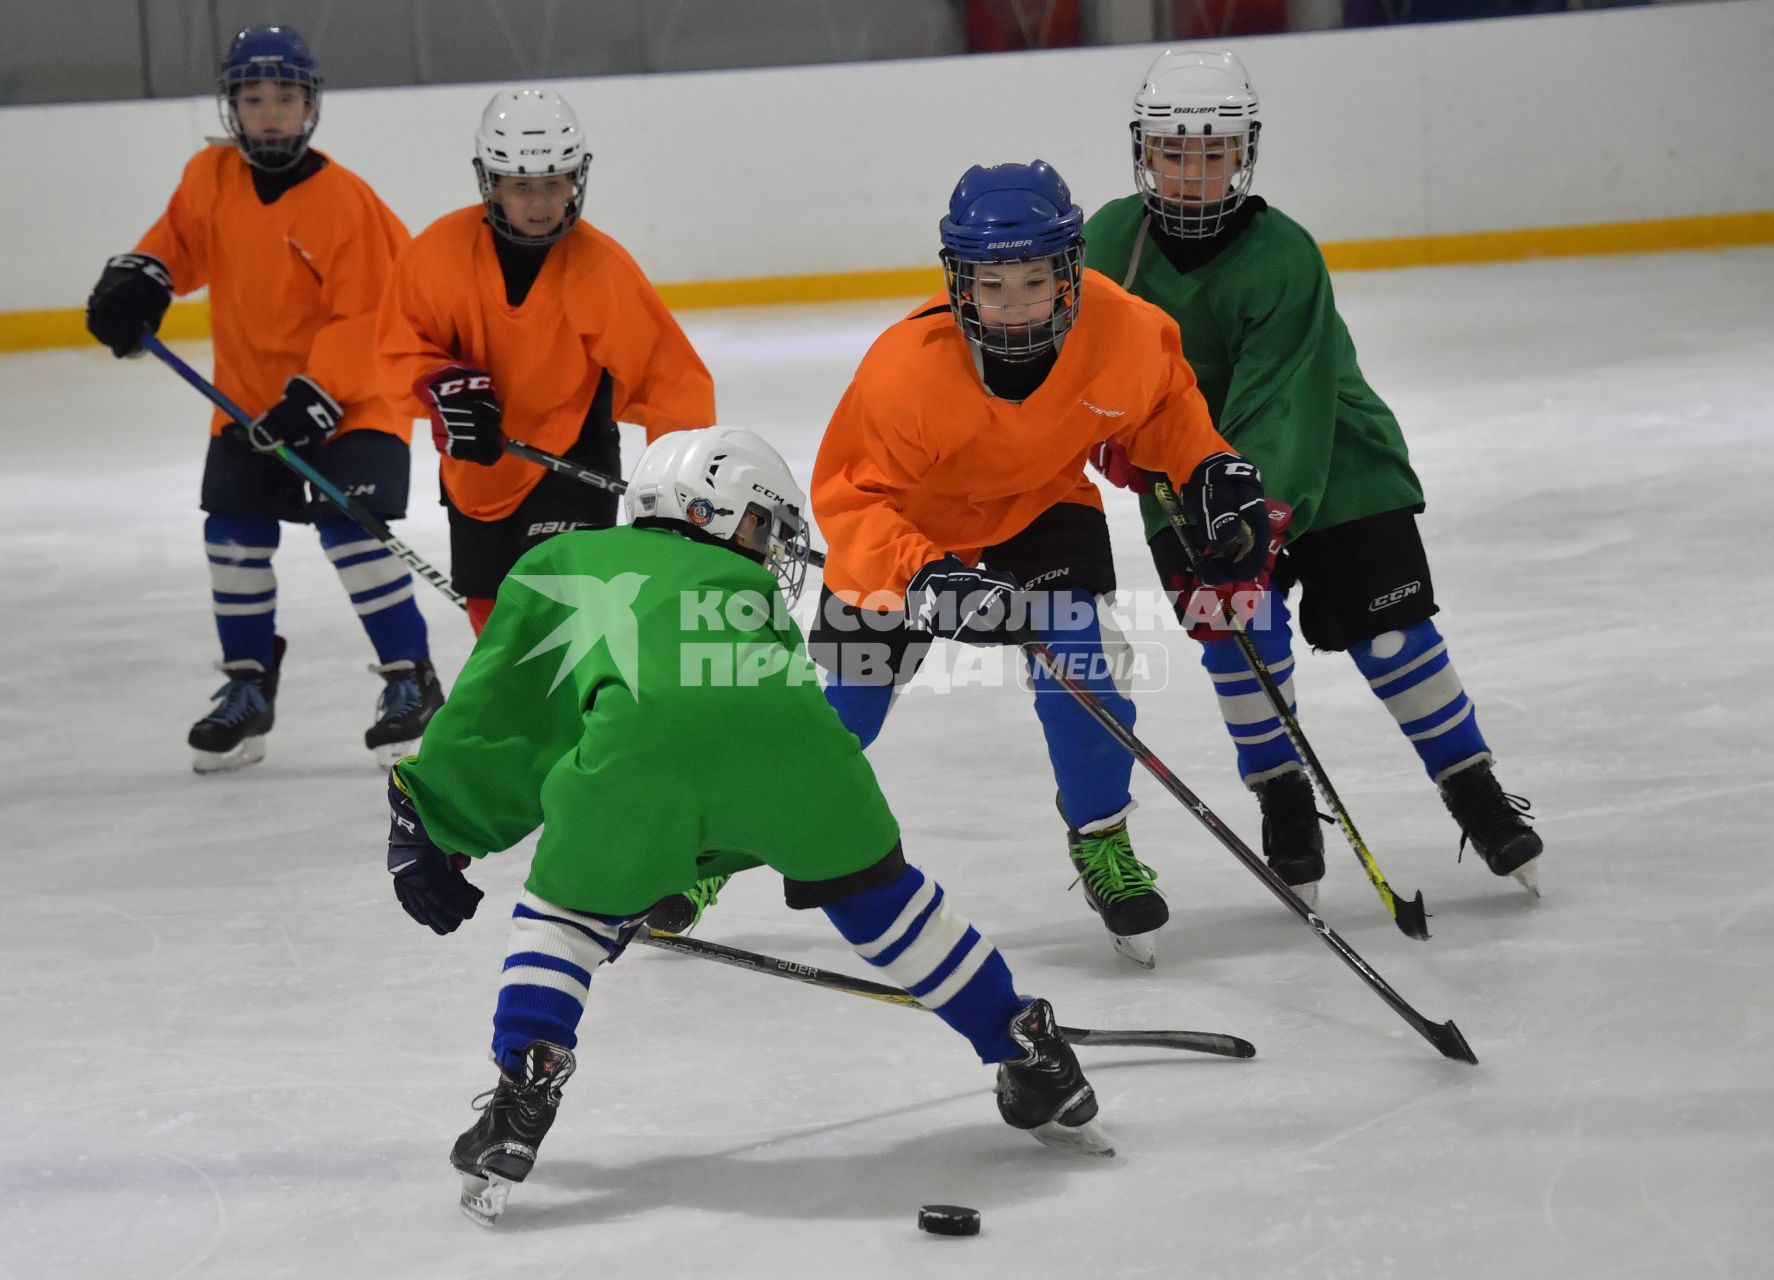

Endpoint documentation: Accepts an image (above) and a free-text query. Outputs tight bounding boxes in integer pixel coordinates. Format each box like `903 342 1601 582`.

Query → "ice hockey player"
83 24 441 773
377 87 715 637
808 160 1271 967
381 426 1113 1225
1083 50 1542 898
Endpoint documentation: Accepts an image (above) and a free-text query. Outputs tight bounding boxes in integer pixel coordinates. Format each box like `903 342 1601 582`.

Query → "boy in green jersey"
1083 51 1542 901
382 427 1112 1224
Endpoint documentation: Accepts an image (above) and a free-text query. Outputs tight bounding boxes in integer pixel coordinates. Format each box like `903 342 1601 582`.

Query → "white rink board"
2 246 1773 1278
2 0 1772 311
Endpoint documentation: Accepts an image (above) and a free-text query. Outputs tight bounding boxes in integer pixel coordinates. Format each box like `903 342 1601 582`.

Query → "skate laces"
1069 823 1158 904
371 662 426 723
1446 769 1536 861
476 1047 576 1116
202 676 266 728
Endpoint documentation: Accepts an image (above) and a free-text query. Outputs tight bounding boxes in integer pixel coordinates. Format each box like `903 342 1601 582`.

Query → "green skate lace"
682 874 727 928
1071 823 1159 904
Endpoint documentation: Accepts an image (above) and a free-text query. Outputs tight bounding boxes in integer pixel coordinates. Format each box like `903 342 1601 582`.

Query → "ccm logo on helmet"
434 375 493 397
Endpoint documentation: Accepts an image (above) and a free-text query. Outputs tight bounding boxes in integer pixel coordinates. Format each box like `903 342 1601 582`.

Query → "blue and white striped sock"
824 864 1023 1064
490 890 640 1072
204 512 280 668
1348 619 1492 784
1198 588 1303 786
314 517 428 664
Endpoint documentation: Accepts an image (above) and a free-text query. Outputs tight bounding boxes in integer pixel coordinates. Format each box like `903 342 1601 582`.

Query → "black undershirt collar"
491 230 554 308
249 151 327 205
1146 195 1266 276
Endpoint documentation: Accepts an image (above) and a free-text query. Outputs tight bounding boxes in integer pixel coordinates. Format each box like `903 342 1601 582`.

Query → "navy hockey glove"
416 364 505 466
905 554 1019 645
387 771 483 935
246 376 343 453
85 253 173 358
1180 452 1269 587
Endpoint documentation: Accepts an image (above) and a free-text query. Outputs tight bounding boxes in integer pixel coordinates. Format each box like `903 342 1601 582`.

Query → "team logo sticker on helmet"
686 497 715 527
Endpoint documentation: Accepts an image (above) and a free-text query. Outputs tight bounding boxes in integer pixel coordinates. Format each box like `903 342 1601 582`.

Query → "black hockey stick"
1149 478 1431 941
503 438 828 568
142 334 468 610
1016 633 1476 1063
639 929 1256 1060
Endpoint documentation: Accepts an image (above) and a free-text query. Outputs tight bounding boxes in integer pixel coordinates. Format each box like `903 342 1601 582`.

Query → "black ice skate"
1064 801 1168 969
1439 760 1543 897
996 998 1114 1157
365 658 445 768
451 1041 575 1227
188 636 285 774
1256 769 1326 908
644 874 729 935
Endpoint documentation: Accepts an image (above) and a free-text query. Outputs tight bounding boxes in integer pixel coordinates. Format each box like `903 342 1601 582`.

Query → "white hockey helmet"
625 427 812 603
473 88 592 245
1131 50 1261 239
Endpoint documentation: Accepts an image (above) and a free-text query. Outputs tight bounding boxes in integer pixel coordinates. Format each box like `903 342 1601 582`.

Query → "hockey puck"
917 1204 980 1237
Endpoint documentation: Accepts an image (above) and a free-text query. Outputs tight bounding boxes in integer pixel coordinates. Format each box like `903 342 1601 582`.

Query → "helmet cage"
751 499 810 605
1132 119 1260 240
218 63 320 172
942 243 1084 360
475 155 591 247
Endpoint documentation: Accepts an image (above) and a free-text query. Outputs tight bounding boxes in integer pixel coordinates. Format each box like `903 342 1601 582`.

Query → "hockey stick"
1149 478 1430 941
639 929 1256 1060
503 438 828 569
141 334 467 610
1015 633 1476 1063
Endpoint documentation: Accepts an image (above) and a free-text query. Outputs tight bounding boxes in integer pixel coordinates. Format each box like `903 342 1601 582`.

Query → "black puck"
918 1204 980 1237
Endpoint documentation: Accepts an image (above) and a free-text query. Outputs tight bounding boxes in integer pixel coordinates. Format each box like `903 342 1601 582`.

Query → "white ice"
3 248 1772 1279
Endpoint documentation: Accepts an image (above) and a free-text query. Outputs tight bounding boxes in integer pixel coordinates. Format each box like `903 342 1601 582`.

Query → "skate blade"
458 1171 512 1227
1509 857 1542 899
1290 880 1321 910
1028 1115 1116 1158
370 738 420 771
1112 931 1157 970
191 736 267 775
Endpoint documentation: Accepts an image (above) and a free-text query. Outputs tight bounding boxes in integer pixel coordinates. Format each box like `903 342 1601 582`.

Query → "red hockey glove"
1166 501 1293 641
1087 438 1152 493
417 364 504 466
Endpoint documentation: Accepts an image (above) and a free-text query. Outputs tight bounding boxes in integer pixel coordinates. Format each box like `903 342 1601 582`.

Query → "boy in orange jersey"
377 88 716 635
810 161 1270 968
84 25 440 775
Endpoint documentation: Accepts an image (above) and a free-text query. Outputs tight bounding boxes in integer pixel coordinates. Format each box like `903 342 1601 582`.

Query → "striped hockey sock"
823 864 1023 1063
315 517 428 664
1348 619 1492 784
490 891 640 1072
1198 588 1303 786
204 512 280 667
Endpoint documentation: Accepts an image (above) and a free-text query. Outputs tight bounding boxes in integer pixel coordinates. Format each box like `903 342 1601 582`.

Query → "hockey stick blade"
641 930 1253 1059
1392 890 1431 942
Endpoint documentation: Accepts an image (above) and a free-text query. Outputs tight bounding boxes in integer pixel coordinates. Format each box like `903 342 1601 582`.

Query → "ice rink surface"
3 248 1772 1279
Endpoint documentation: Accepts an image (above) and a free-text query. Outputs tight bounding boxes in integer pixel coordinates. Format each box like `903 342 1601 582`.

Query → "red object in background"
964 0 1082 51
1164 0 1289 37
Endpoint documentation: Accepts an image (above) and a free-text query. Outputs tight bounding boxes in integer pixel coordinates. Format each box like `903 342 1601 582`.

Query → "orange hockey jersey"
136 145 412 438
813 270 1233 604
376 207 716 522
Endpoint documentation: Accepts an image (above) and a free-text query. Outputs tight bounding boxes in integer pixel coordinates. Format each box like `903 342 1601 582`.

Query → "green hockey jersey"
397 526 900 917
1083 196 1423 540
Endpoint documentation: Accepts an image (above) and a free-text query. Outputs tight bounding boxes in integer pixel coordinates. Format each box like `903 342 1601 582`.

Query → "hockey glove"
1180 451 1269 586
1087 438 1152 494
246 376 343 453
387 771 483 935
905 554 1019 645
1166 501 1292 640
416 365 505 466
85 253 173 358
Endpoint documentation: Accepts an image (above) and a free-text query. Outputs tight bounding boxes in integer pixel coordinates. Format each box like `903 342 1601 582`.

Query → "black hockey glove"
387 771 483 935
1180 452 1269 587
246 376 343 453
416 364 505 466
85 253 173 358
905 554 1020 645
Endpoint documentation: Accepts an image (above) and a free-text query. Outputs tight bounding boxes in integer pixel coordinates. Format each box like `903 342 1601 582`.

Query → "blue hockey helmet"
217 25 321 171
939 161 1085 360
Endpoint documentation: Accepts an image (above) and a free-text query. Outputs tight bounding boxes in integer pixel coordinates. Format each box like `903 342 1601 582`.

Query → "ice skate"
1439 760 1543 897
645 874 729 935
1255 768 1326 907
1064 801 1167 968
365 658 445 768
996 998 1114 1157
450 1041 575 1226
188 637 284 774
